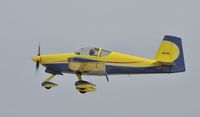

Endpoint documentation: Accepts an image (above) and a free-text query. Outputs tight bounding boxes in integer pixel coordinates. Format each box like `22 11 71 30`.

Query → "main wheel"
45 87 52 89
79 91 86 94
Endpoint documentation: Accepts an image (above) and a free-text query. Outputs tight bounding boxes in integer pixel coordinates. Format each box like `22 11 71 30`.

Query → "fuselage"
32 35 186 76
32 51 170 75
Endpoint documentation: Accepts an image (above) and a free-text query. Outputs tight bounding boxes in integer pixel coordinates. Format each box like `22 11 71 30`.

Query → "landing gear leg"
76 72 82 81
41 74 58 89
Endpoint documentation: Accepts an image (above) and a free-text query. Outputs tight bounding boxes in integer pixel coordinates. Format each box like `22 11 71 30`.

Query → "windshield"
75 47 99 56
75 47 111 56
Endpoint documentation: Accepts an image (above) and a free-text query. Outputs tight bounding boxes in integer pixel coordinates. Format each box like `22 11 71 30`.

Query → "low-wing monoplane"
32 35 185 94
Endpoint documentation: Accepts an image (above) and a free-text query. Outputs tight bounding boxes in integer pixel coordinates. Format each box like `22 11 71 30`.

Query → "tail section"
154 35 185 73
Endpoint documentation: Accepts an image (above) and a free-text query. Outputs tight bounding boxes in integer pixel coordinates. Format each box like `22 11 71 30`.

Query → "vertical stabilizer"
154 35 185 72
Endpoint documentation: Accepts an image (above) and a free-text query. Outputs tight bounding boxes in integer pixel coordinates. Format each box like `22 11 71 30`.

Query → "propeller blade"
38 43 40 56
36 61 40 70
35 42 41 73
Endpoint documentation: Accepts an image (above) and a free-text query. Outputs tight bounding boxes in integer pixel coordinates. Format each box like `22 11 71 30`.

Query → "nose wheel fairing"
42 81 58 89
41 75 58 89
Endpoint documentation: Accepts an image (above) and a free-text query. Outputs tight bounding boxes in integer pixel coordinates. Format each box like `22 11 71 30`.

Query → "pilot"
89 49 94 56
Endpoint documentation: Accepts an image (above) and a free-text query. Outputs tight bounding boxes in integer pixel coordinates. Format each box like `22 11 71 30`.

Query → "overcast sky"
0 0 199 117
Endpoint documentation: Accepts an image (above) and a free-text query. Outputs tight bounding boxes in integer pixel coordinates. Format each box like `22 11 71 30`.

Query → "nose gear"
42 81 58 89
41 75 58 89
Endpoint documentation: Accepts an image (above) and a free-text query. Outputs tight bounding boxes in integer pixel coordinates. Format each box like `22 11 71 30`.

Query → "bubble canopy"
75 47 111 56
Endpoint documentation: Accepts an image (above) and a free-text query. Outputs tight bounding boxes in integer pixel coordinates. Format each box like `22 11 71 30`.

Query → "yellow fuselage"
32 51 162 75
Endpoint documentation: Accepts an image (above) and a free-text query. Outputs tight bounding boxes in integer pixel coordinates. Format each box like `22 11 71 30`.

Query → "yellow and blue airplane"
32 35 185 94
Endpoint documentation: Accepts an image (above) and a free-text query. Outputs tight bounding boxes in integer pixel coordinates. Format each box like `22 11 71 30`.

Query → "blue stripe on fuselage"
43 63 171 75
106 65 170 74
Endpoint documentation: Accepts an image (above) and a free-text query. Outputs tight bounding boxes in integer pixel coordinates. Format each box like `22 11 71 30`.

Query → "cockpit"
75 47 111 57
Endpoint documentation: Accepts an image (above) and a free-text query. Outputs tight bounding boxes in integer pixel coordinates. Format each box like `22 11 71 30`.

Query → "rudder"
154 35 185 73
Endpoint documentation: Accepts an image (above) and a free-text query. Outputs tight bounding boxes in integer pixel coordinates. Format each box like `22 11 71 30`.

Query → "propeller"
33 42 41 73
36 43 40 70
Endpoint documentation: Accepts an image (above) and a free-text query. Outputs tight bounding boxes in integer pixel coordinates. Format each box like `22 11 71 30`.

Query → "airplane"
32 35 185 94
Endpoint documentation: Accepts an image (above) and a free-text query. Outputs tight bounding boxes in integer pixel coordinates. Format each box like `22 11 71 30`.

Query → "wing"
68 57 106 75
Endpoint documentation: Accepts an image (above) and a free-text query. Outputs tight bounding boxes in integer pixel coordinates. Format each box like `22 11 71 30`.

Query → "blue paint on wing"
43 63 69 72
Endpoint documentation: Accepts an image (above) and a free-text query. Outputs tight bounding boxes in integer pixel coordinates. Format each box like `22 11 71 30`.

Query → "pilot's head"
89 49 94 55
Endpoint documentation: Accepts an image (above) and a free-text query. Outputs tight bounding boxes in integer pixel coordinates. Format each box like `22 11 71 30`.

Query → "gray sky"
0 0 199 117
